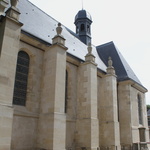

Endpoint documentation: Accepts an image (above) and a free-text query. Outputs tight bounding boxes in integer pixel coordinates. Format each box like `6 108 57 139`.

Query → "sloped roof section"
96 41 142 85
16 0 106 72
6 0 144 86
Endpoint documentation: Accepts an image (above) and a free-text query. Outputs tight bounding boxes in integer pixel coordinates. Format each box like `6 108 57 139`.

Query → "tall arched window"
65 70 68 113
138 94 143 124
13 51 30 106
80 24 85 31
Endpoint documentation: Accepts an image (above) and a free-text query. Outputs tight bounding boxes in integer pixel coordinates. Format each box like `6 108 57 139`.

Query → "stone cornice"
118 80 147 93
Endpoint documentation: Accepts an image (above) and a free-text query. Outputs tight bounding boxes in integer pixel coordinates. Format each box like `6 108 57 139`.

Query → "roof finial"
81 0 84 10
107 57 116 75
0 0 9 15
56 22 62 35
11 0 19 8
52 22 67 46
87 42 92 54
108 57 113 68
85 42 97 64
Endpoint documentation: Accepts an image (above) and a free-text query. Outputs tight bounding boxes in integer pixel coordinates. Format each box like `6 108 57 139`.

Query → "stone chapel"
0 0 149 150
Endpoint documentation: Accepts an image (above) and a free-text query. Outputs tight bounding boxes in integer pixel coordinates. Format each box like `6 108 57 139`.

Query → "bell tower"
74 9 92 45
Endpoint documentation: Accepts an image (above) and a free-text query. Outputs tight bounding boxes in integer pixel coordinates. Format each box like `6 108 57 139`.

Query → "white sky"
28 0 150 104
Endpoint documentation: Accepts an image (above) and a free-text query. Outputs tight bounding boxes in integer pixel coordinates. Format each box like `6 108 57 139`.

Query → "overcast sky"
28 0 150 104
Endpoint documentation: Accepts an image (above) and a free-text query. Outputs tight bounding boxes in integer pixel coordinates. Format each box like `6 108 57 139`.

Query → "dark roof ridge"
96 41 114 48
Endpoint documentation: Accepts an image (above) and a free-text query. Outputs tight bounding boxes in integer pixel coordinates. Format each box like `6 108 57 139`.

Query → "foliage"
147 105 150 111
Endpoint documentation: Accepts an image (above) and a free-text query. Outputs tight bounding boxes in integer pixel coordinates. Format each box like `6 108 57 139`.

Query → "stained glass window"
13 51 30 106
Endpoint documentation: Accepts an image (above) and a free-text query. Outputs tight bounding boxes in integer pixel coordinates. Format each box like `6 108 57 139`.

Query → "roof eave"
118 78 147 93
21 30 51 46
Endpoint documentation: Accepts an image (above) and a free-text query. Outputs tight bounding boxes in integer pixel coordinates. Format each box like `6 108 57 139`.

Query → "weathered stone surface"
0 3 149 150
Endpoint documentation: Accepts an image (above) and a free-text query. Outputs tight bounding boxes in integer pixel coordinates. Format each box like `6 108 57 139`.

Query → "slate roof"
97 41 142 84
5 0 144 87
17 0 106 72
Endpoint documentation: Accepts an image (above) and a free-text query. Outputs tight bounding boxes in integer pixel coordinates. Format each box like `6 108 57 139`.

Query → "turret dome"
75 9 92 22
74 9 92 45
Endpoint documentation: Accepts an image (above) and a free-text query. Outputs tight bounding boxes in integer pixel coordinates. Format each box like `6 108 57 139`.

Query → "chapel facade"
0 0 149 150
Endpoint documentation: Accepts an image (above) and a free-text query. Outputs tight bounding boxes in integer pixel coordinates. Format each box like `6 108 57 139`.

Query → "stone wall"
0 8 149 149
118 81 149 146
10 39 44 150
0 7 22 149
0 105 13 150
66 62 78 150
11 110 38 150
